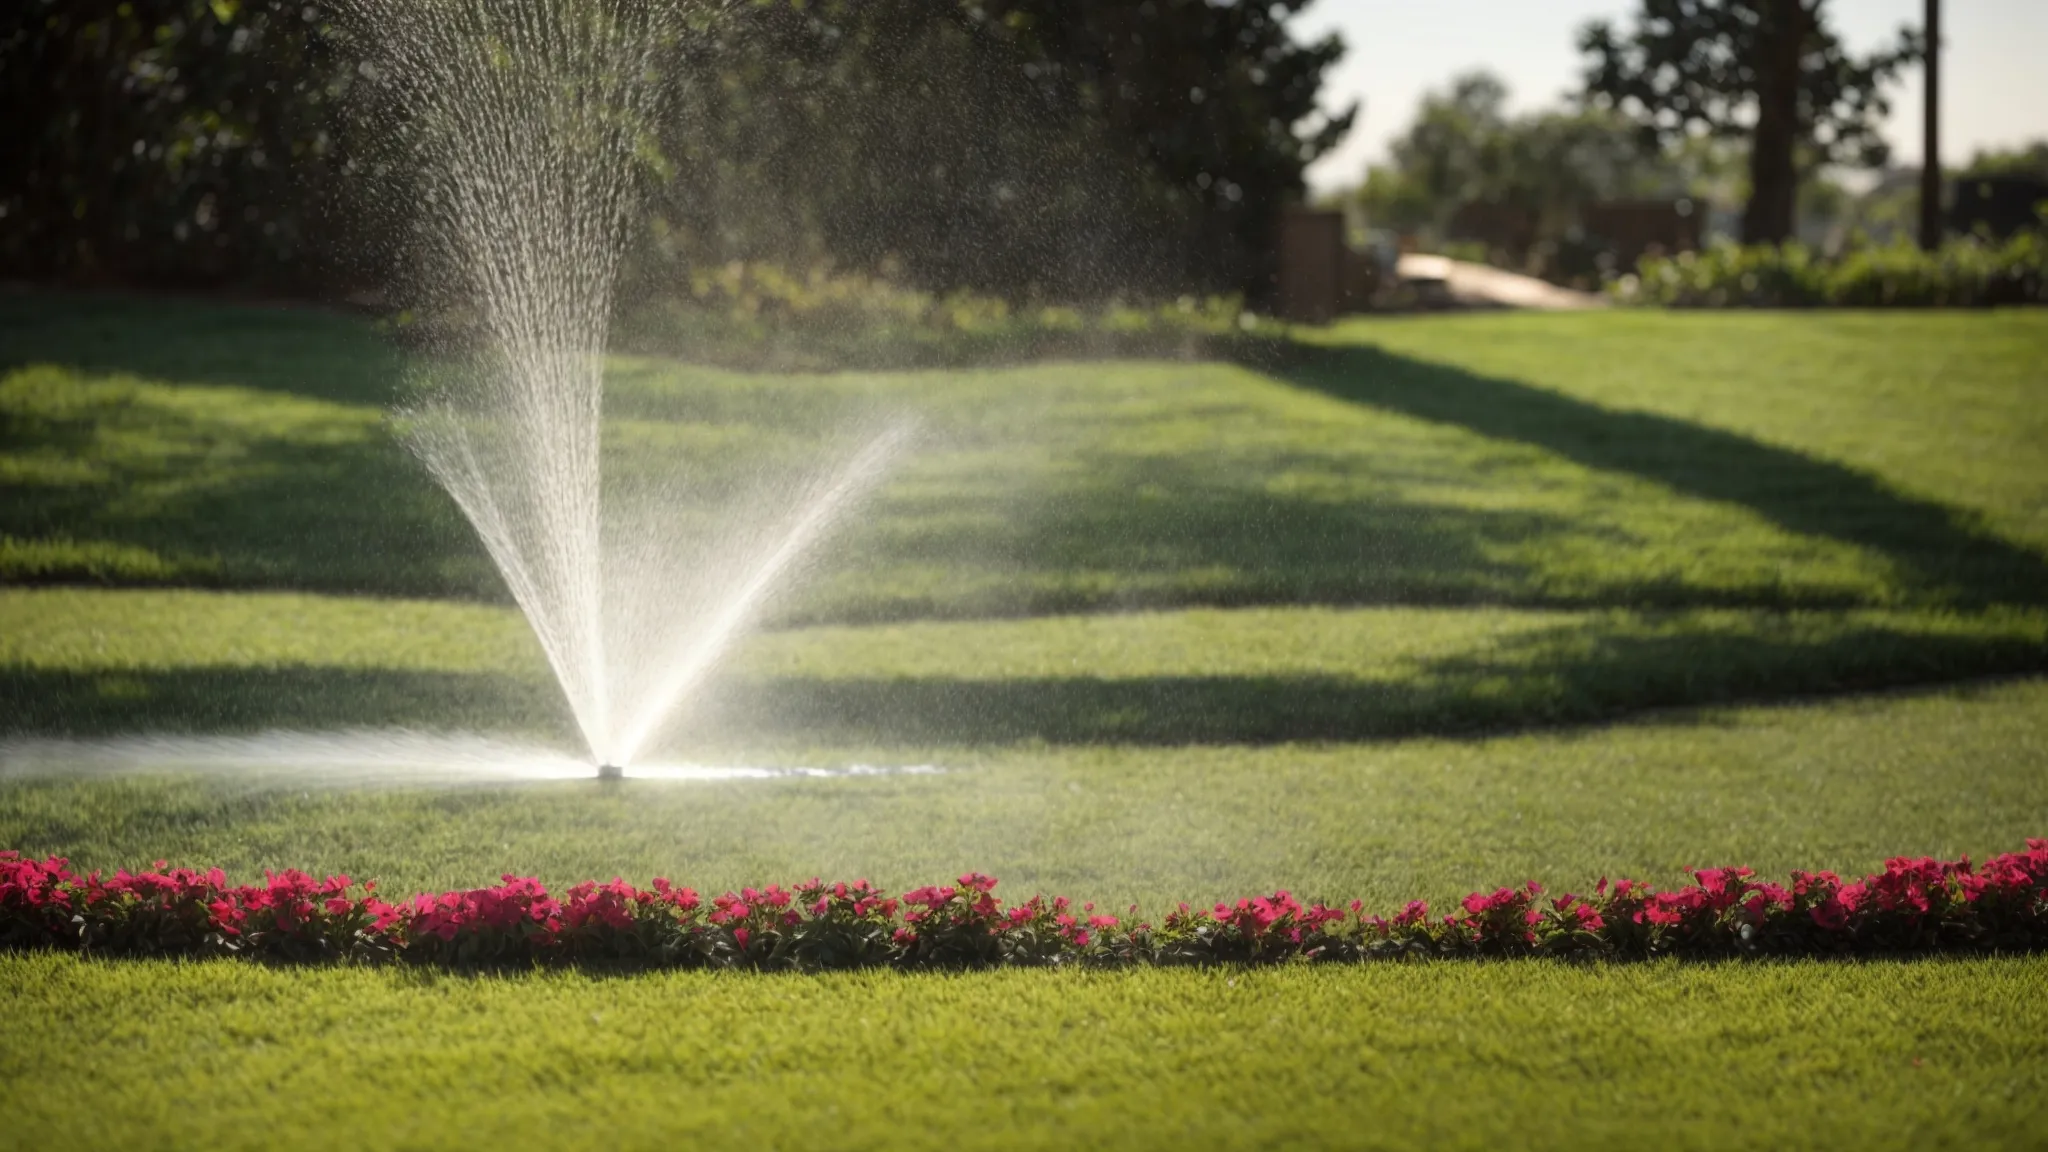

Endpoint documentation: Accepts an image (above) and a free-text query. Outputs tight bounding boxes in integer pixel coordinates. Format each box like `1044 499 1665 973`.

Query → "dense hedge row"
6 842 2043 970
1612 234 2048 308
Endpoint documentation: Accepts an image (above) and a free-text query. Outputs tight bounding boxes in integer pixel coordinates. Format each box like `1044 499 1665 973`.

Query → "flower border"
4 841 2044 970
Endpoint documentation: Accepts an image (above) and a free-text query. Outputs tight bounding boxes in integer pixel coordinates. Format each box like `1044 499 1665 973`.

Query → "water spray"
356 0 912 768
0 732 939 787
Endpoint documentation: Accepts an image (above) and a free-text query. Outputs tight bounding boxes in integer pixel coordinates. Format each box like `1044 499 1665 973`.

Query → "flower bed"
4 841 2043 970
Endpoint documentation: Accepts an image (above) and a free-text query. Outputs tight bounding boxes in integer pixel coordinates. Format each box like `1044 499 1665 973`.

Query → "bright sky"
1293 0 2048 194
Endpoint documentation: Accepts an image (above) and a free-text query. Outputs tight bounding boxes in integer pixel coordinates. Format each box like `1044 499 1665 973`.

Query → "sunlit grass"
9 296 2046 618
4 953 2043 1151
6 674 2044 907
1327 309 2048 556
4 294 2046 1147
6 587 2045 747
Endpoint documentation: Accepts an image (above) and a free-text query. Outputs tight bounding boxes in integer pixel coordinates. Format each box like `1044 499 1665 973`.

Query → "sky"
1292 0 2048 194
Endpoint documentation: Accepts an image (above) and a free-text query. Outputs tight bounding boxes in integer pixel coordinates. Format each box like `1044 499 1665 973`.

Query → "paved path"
1396 253 1604 310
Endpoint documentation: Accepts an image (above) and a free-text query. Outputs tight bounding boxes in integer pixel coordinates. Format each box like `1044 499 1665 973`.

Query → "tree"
3 0 1356 302
1353 71 1682 242
1961 142 2048 181
0 0 353 292
1579 0 1920 245
721 0 1359 299
1380 72 1510 228
1013 0 1356 295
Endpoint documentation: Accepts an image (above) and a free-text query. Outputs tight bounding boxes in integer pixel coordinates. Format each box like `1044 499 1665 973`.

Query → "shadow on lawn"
0 308 1654 617
1266 344 2048 610
800 450 1604 625
0 617 2041 746
0 402 498 598
689 614 2047 745
0 668 569 739
0 289 405 406
0 292 502 596
8 292 2046 620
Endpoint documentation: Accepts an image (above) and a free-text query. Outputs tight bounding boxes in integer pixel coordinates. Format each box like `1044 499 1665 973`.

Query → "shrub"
610 261 1284 371
1611 234 2048 309
4 841 2043 972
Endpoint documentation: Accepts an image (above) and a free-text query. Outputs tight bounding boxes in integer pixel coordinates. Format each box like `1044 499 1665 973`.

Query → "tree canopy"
1351 71 1691 269
1578 0 1920 244
0 0 1357 303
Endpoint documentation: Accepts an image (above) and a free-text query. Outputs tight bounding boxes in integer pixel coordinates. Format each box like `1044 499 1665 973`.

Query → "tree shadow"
1 616 2040 748
4 623 2031 750
0 290 404 406
796 449 1611 624
10 292 2046 622
0 291 508 596
681 615 2046 746
0 392 499 598
0 668 568 738
1261 343 2048 609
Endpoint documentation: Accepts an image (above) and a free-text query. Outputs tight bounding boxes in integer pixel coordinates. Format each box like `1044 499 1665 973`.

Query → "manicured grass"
7 671 2047 1149
7 676 2045 909
5 293 2047 1148
1329 310 2048 558
4 296 2045 741
5 586 2046 747
3 953 2044 1151
9 295 2046 619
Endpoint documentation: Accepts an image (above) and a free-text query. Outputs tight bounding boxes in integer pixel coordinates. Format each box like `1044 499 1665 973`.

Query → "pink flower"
1809 896 1850 932
1550 895 1604 932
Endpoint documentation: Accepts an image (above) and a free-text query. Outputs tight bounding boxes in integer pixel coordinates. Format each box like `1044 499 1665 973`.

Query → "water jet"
352 0 909 769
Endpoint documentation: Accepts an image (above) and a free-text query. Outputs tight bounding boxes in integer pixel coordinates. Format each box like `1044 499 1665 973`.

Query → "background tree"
0 0 353 293
642 0 1353 302
1 0 1355 303
1352 71 1683 245
1578 0 1920 245
1960 142 2048 181
1004 0 1356 296
1370 72 1511 234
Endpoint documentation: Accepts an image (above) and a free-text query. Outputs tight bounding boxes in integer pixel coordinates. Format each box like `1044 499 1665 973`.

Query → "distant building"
1275 207 1382 322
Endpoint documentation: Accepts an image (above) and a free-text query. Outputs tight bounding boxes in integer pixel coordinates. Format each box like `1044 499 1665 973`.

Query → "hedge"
1611 233 2048 308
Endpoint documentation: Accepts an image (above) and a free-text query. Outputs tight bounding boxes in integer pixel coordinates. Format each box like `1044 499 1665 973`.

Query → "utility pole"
1919 0 1942 250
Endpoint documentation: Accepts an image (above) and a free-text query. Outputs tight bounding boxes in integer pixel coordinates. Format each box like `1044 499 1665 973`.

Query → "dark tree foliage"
639 2 1163 303
0 0 359 293
1 0 1354 302
1356 71 1684 236
995 0 1357 295
1579 0 1920 244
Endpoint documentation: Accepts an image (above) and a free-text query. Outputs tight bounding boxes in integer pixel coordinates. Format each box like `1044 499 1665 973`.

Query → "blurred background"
2 0 2044 341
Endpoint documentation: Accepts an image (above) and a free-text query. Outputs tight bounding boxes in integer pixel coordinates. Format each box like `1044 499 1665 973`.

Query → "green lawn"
5 586 2045 746
6 295 2047 744
3 292 2046 1149
5 954 2043 1152
10 296 2047 617
6 673 2047 909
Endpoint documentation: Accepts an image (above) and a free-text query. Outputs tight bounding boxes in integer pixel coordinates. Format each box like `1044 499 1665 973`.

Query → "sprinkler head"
596 763 624 781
